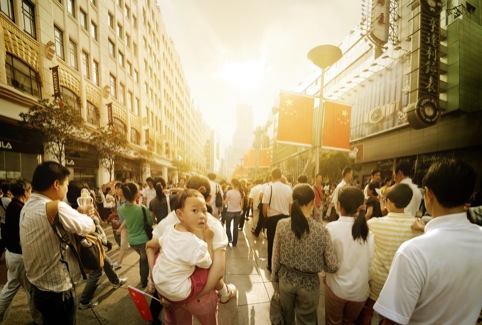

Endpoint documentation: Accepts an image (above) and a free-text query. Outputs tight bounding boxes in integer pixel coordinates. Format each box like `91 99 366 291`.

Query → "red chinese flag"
243 149 256 168
277 91 314 146
258 149 271 167
128 286 153 321
321 101 351 151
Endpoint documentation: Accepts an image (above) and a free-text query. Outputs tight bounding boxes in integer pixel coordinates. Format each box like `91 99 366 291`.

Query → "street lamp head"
307 45 342 70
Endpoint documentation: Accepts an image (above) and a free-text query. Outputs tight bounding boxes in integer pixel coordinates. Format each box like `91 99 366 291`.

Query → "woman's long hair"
154 177 167 199
338 186 368 242
290 184 315 239
121 182 139 203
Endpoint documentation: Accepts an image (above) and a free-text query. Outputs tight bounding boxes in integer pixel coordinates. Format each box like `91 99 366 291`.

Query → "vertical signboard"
407 0 443 129
106 102 113 126
50 65 61 100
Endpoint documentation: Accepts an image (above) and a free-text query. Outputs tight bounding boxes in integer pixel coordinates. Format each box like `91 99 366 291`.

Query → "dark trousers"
32 285 76 325
266 215 288 271
253 210 266 236
149 290 163 324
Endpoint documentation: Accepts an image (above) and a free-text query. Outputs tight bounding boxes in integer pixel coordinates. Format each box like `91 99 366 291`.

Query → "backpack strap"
46 200 87 280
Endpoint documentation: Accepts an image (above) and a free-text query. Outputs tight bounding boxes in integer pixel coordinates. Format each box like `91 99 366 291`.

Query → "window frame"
22 0 36 39
5 53 41 97
54 25 65 60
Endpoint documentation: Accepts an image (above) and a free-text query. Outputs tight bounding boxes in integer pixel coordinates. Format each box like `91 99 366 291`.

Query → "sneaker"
112 262 122 270
219 283 237 304
112 277 127 289
79 301 99 309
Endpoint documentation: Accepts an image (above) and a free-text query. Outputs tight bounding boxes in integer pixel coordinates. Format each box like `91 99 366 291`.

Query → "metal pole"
315 69 325 176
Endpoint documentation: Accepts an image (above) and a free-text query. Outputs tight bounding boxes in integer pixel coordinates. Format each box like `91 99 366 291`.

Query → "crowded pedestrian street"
0 217 384 325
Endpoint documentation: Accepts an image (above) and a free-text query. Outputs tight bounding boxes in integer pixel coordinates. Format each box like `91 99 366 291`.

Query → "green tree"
20 99 85 164
90 126 128 181
319 151 352 184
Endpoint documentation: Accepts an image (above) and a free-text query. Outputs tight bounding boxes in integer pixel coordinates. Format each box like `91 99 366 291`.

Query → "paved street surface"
0 218 383 324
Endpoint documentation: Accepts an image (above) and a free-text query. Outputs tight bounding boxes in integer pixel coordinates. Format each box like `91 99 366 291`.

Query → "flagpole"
307 45 342 176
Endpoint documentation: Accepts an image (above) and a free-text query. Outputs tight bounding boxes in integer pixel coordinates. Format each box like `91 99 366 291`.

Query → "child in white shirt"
152 189 214 302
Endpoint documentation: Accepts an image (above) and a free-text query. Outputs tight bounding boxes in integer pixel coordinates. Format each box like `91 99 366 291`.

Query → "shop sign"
50 66 61 100
0 141 12 150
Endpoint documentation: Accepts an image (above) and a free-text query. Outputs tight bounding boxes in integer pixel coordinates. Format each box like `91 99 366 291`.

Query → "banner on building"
243 149 271 168
321 101 351 151
276 91 314 146
106 103 113 126
145 129 149 145
50 65 61 100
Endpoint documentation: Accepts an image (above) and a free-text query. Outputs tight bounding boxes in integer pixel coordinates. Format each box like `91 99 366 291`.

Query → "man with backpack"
20 161 95 324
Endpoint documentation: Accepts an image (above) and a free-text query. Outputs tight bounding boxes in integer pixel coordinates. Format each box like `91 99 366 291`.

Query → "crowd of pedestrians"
0 158 481 324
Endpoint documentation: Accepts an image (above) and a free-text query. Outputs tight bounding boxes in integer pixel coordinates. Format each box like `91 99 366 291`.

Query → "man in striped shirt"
20 161 95 324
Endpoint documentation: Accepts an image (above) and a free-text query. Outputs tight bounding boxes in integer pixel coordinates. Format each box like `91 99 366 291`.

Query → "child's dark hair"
121 182 139 202
290 184 315 239
368 182 380 197
155 177 167 199
66 180 85 208
386 183 412 209
338 186 368 242
174 189 205 210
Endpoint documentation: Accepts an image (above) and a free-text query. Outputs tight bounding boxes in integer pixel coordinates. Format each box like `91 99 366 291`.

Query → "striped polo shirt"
367 212 421 300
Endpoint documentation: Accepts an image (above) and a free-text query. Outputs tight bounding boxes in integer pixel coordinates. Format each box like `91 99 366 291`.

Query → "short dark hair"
31 161 70 192
368 182 380 196
146 177 154 183
297 174 308 184
207 173 216 181
10 179 31 197
386 183 413 209
342 167 352 178
423 159 475 208
1 181 11 194
271 167 282 179
394 161 411 177
371 168 381 176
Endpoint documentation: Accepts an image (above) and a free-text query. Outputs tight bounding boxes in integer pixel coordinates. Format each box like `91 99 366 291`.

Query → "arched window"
86 101 100 126
61 86 80 114
130 128 140 145
5 53 41 97
113 118 126 138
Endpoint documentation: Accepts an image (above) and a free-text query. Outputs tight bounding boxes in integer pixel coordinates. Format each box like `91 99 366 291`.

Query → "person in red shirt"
312 173 324 222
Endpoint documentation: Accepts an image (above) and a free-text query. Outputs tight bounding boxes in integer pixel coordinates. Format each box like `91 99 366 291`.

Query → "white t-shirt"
141 187 156 207
326 216 374 301
226 189 242 212
152 210 227 251
374 213 482 325
400 178 422 217
152 225 212 301
262 181 292 217
249 184 263 210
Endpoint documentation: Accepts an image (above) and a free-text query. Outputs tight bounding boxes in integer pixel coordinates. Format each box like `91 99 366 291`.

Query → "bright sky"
158 0 362 142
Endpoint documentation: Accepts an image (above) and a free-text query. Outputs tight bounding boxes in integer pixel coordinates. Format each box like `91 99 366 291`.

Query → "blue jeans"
131 243 149 287
225 211 241 246
32 285 76 325
80 256 120 304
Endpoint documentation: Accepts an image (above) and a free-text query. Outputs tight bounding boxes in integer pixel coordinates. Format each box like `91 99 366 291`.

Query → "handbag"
215 184 223 208
269 291 284 325
142 206 153 240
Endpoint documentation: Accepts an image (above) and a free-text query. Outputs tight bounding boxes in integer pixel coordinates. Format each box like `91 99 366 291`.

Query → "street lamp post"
307 45 342 176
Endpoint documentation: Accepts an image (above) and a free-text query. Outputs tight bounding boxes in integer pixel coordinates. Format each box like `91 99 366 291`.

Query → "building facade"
0 0 208 185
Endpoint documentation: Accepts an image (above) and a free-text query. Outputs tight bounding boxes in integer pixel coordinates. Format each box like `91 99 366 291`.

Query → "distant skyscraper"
226 104 254 177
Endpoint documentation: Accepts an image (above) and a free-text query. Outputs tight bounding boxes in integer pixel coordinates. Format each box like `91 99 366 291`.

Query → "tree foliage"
319 151 352 184
19 99 85 164
90 126 128 181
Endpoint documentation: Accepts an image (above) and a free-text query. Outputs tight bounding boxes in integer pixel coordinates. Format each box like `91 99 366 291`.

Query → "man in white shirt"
20 161 95 324
141 177 156 207
363 168 381 200
392 161 422 217
248 179 264 233
263 167 293 272
374 159 482 325
328 167 353 221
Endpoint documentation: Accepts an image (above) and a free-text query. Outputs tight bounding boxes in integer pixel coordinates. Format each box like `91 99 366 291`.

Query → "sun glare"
218 60 265 91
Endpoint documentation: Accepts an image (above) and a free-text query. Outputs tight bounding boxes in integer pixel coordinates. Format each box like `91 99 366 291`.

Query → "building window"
79 8 87 29
127 91 132 110
130 128 140 145
117 0 122 7
81 51 89 78
133 69 138 82
125 5 130 18
90 21 97 40
132 15 137 28
126 60 132 75
134 97 139 115
125 33 130 47
117 23 123 39
5 53 41 97
118 51 124 66
86 101 99 126
22 1 36 39
119 83 125 104
113 119 126 137
54 26 64 60
133 41 138 57
67 0 75 17
109 74 117 99
108 39 115 57
61 86 80 114
0 0 14 21
108 12 114 29
90 0 96 5
92 60 99 85
69 39 78 69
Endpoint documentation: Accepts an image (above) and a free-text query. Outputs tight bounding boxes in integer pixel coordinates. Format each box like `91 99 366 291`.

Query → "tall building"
226 103 254 177
273 0 482 188
0 0 208 184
